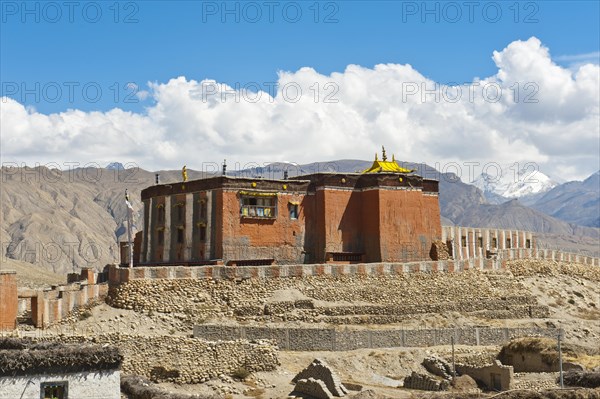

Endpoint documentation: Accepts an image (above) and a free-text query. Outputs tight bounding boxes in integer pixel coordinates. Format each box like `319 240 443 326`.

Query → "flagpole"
126 189 134 268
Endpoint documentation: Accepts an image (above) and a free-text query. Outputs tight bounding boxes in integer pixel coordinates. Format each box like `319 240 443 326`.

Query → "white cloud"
1 37 598 181
555 51 600 65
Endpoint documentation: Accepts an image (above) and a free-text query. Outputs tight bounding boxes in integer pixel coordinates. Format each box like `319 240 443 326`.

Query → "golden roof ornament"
362 146 414 174
182 165 188 182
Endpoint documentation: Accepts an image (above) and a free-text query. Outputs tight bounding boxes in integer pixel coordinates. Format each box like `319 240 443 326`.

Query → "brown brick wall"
321 189 364 256
0 271 18 330
360 189 381 262
221 190 307 264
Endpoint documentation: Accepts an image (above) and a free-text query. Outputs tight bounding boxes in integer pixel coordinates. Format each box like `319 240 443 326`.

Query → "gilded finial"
182 165 188 182
362 147 413 174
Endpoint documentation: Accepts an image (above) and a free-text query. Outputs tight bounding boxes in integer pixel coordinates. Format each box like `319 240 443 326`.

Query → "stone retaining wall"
237 303 550 325
193 325 559 351
34 333 279 384
108 248 598 285
107 269 548 324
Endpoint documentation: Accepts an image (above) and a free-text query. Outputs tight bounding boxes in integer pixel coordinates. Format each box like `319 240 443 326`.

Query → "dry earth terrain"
7 258 598 398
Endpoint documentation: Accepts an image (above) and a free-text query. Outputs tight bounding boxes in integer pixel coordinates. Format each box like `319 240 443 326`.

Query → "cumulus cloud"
1 37 598 181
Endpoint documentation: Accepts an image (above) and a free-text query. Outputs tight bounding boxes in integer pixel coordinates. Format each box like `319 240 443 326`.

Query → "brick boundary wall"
18 268 108 328
108 248 599 285
193 325 560 351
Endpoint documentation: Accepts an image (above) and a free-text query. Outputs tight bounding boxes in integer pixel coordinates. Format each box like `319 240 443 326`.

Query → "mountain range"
0 161 598 274
470 163 559 205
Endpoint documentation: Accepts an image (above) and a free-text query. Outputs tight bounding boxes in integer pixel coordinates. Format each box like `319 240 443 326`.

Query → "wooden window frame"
41 381 68 399
240 196 277 219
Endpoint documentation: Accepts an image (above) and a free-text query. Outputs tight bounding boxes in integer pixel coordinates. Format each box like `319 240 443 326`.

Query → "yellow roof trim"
362 160 413 174
238 191 278 197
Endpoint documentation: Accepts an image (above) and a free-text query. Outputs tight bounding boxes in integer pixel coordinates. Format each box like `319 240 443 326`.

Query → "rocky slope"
532 171 600 228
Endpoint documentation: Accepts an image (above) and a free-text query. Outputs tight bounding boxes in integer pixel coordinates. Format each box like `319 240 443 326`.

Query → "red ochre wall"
321 189 364 257
0 271 18 330
378 190 442 262
220 190 308 264
140 182 442 265
311 187 441 263
361 189 382 263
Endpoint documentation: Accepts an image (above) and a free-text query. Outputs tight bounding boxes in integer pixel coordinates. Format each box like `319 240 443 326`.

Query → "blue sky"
1 1 599 180
2 1 599 113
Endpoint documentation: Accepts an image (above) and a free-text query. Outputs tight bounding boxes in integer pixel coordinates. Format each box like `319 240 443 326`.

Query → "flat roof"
0 338 122 376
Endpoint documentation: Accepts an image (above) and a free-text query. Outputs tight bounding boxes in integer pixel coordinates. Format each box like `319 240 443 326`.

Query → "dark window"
200 200 207 219
177 204 184 222
157 206 165 223
240 196 277 218
177 228 184 244
477 237 483 248
42 381 67 399
461 236 467 247
492 237 497 248
200 225 206 241
506 238 511 248
289 204 299 219
157 229 164 246
526 239 531 249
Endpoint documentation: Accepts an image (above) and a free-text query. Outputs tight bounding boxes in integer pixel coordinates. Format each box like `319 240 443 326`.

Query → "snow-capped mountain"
106 162 125 170
470 163 558 202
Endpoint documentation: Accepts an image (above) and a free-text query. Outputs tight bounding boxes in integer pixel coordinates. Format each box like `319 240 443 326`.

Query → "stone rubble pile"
422 355 453 380
430 241 451 260
403 371 450 391
292 358 348 399
507 259 600 282
448 349 499 368
513 373 559 391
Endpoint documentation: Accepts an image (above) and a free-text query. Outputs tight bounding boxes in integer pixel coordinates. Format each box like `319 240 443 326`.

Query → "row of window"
240 197 298 219
460 236 531 249
154 196 299 247
156 225 207 246
156 196 300 223
156 201 207 223
155 199 208 246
